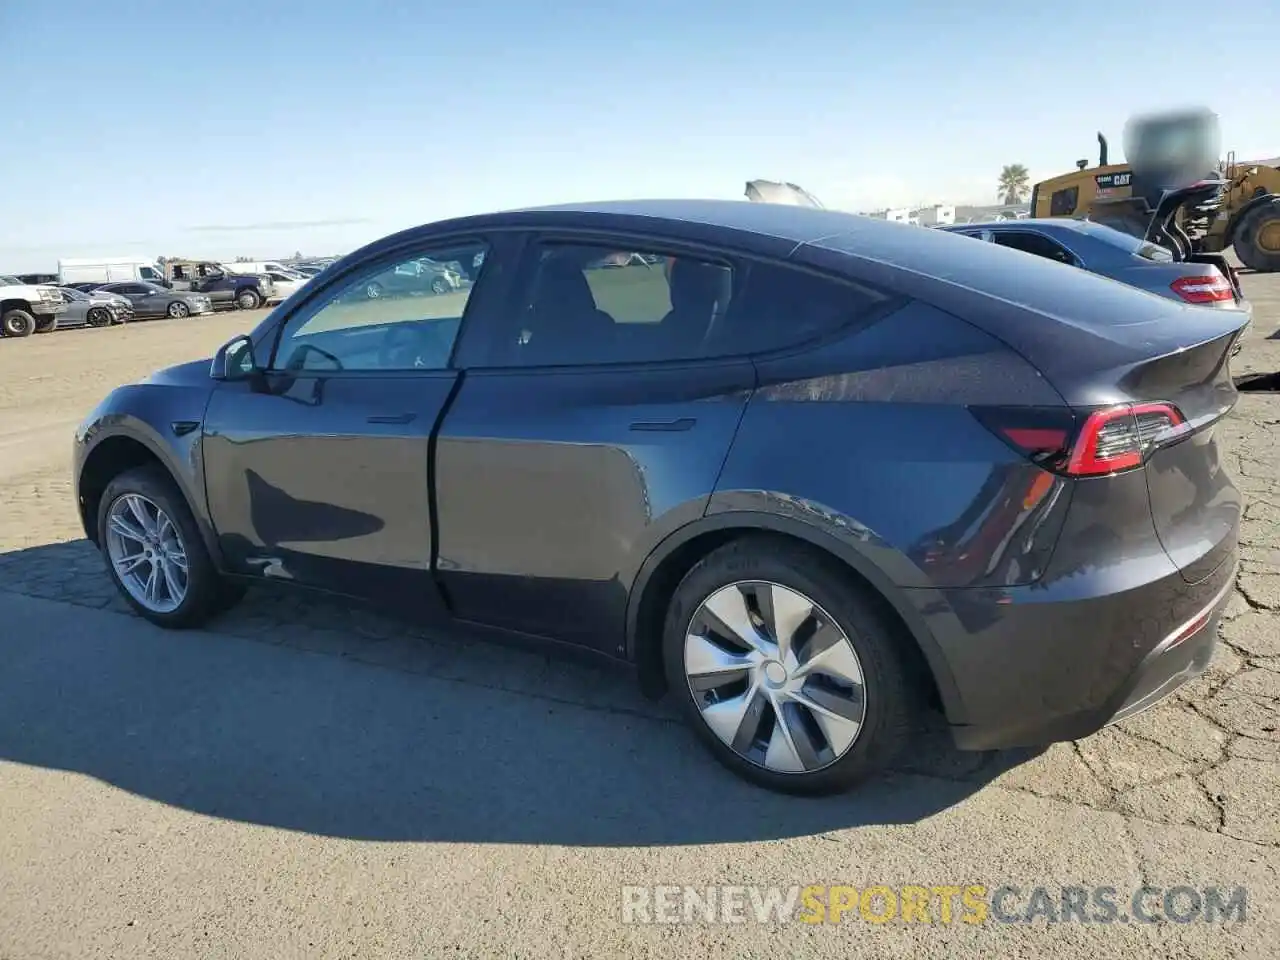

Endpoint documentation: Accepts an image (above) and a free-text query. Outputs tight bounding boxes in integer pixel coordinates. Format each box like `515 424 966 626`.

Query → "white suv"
0 276 68 337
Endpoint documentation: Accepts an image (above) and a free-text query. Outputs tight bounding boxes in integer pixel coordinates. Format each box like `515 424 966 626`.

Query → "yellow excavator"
1030 108 1280 271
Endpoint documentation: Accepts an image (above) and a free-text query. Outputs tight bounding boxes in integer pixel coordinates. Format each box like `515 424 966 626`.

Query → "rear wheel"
236 288 261 310
34 315 58 334
1233 198 1280 272
662 537 922 795
1 308 36 338
98 465 246 628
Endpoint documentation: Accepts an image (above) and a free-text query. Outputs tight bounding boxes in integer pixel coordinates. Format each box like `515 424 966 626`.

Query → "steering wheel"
379 324 432 369
379 323 452 369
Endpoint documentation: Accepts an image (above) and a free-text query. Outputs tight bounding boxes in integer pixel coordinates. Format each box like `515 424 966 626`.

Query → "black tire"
236 288 261 310
1232 198 1280 273
431 277 449 294
34 315 58 334
661 536 923 795
364 280 384 300
1 308 37 338
86 307 112 328
97 465 246 628
167 300 190 319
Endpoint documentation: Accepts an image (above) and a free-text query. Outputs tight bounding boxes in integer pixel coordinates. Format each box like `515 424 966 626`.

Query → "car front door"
201 236 499 615
433 234 756 655
112 283 158 317
195 265 232 304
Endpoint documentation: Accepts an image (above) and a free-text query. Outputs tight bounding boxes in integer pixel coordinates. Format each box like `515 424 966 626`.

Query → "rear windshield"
1081 221 1175 262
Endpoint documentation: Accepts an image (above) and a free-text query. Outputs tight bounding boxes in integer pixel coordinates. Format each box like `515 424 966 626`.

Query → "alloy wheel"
104 493 189 614
168 301 190 319
683 581 867 774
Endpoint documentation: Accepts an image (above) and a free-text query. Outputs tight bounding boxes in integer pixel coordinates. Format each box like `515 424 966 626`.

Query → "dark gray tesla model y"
73 200 1244 794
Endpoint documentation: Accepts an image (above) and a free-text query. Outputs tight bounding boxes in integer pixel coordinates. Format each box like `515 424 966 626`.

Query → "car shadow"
0 539 1043 847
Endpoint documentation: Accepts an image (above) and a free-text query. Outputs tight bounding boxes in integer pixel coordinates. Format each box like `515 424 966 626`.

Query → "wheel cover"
105 493 189 613
1258 217 1280 253
683 581 867 774
170 302 188 317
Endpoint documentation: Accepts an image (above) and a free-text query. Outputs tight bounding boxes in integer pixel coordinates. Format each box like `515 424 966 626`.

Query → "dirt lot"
1 288 1278 959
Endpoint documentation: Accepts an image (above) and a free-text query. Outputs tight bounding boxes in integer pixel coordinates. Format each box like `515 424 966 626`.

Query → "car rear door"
201 235 500 617
432 232 756 655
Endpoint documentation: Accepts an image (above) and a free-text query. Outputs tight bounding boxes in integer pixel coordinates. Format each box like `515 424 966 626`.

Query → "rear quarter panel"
708 300 1074 591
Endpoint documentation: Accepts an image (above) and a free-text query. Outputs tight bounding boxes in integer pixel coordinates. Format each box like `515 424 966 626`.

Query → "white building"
914 204 956 226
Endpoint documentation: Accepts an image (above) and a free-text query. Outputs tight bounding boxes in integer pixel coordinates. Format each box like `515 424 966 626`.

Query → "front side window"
272 240 487 373
497 242 734 367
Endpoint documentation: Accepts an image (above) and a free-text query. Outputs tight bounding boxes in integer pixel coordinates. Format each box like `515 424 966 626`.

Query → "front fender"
74 382 219 562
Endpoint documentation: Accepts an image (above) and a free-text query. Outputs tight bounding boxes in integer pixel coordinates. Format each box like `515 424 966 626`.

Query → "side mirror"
211 334 260 381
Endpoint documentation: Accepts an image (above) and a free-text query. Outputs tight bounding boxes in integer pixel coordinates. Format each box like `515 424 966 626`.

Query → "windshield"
1082 221 1176 262
0 275 20 285
62 287 88 300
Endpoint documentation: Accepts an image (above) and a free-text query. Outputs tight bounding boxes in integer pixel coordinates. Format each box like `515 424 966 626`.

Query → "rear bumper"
911 533 1238 752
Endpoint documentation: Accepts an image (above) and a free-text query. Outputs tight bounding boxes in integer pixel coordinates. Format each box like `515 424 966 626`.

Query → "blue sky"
3 0 1278 271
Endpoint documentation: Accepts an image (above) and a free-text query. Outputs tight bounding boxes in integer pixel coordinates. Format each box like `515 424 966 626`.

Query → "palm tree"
998 164 1030 205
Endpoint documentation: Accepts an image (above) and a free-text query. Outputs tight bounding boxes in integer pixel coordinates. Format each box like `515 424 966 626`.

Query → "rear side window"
497 242 734 367
991 231 1077 265
717 261 897 356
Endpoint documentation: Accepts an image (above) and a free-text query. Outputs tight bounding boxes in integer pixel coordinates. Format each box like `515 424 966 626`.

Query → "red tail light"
972 403 1187 477
1170 274 1234 304
1066 403 1186 476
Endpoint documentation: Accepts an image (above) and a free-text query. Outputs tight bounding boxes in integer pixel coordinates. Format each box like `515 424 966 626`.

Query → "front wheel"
86 307 112 327
167 300 190 319
1 308 36 338
1233 198 1280 272
98 465 246 628
662 537 922 795
430 277 449 294
236 288 261 310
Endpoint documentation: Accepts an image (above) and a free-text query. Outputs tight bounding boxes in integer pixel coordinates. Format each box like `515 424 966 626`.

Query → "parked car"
74 200 1245 795
939 218 1252 316
349 257 463 300
54 286 133 327
1 274 66 336
287 263 328 278
96 281 213 319
260 268 311 304
164 260 274 310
